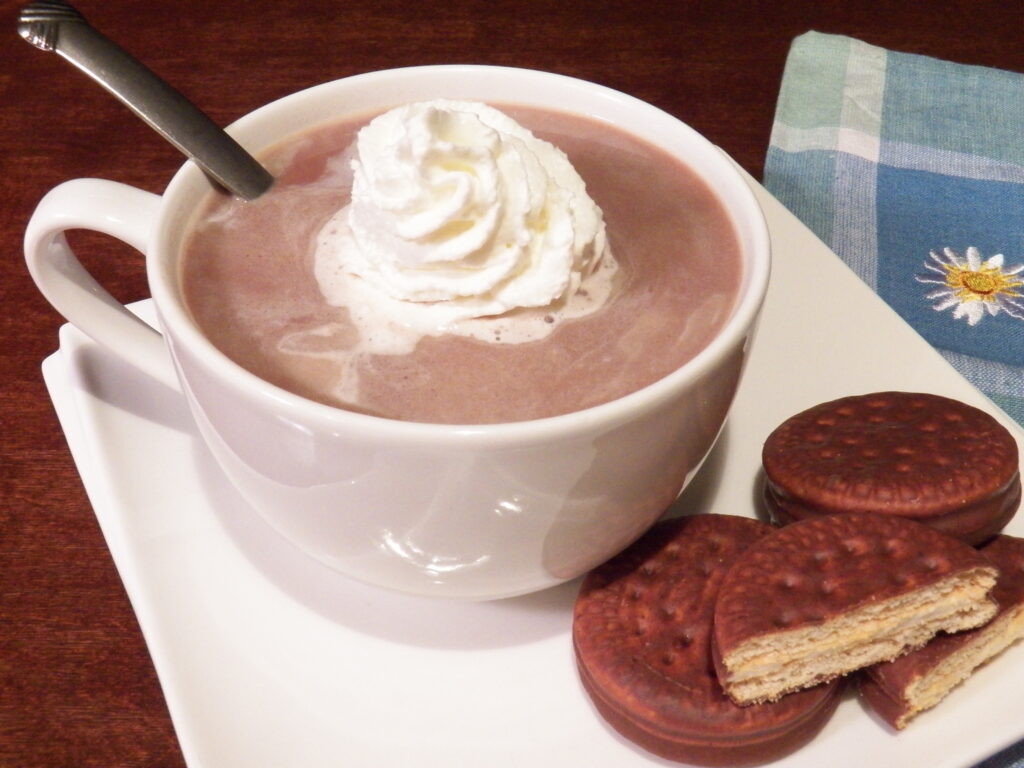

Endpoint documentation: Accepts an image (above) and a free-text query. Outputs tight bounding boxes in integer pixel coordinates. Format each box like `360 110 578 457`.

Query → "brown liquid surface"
181 106 742 424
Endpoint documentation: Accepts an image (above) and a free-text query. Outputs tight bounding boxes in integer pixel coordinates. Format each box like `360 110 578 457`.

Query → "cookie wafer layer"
861 534 1024 729
762 391 1020 544
713 512 998 705
573 515 844 767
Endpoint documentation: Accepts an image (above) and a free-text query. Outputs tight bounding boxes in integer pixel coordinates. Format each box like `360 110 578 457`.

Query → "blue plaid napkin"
764 31 1024 432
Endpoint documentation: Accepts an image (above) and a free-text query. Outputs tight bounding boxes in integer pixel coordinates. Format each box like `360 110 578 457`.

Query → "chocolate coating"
762 391 1020 544
714 511 997 663
861 534 1024 728
573 514 844 766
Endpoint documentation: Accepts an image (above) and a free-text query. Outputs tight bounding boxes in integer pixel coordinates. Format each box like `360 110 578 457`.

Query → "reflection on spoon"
17 0 273 200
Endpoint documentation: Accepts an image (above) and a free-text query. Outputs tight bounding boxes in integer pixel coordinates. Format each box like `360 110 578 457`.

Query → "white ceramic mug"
25 65 770 599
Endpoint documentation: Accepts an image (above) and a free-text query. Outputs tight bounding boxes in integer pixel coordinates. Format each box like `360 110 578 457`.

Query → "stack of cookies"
573 392 1024 766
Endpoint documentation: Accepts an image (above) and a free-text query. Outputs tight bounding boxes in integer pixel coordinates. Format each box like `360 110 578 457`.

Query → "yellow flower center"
945 263 1023 303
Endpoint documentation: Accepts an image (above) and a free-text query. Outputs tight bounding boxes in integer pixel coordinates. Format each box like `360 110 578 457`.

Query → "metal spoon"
17 0 273 200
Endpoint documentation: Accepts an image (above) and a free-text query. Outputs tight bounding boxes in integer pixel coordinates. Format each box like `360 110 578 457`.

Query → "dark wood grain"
4 1 1024 765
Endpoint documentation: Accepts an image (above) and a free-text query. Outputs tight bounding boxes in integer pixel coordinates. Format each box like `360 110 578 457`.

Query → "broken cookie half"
860 533 1024 729
712 512 998 705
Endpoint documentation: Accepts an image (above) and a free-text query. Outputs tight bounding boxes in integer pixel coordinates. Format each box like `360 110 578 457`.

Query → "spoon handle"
18 1 273 200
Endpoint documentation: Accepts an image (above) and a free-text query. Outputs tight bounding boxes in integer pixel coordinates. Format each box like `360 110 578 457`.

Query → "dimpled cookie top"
763 392 1018 514
762 391 1021 543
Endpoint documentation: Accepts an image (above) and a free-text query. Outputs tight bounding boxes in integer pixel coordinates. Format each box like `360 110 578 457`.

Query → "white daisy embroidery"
917 247 1024 326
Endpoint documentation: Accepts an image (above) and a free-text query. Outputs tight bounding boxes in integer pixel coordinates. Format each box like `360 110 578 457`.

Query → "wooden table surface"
4 1 1024 765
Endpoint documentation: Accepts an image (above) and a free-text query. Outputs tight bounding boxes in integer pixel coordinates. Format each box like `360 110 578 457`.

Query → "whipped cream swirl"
313 100 616 349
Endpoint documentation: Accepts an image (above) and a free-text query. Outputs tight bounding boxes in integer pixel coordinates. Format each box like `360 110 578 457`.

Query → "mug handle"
24 178 179 390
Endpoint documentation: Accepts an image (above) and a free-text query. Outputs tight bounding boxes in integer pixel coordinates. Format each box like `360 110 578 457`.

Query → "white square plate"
42 180 1024 767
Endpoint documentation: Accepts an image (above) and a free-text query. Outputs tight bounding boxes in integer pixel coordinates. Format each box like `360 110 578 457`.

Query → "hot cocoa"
181 105 742 424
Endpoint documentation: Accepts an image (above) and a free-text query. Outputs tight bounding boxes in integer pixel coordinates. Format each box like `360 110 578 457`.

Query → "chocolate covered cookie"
573 514 845 767
860 534 1024 729
713 512 998 705
762 391 1020 544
